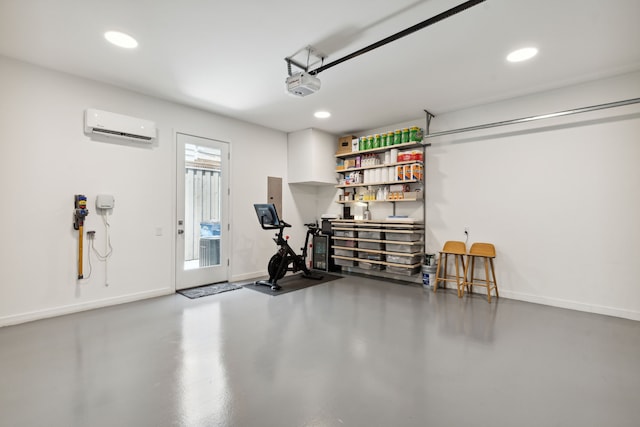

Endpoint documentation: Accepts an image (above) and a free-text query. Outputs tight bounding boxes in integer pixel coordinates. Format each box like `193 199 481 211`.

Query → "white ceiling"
1 0 639 135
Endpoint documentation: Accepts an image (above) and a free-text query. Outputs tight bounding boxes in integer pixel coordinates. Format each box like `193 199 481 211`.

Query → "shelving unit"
331 134 428 283
335 141 422 157
336 178 420 189
335 141 425 212
335 198 420 204
330 219 425 283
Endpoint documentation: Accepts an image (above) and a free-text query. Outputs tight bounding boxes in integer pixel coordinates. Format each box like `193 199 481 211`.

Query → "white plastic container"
384 151 391 164
422 264 437 288
390 148 398 163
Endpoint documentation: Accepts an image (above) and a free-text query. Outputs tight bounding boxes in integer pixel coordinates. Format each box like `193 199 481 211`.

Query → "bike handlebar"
260 216 290 230
260 217 318 232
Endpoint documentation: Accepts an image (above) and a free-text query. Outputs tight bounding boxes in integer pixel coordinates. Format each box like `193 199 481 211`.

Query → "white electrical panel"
96 194 115 209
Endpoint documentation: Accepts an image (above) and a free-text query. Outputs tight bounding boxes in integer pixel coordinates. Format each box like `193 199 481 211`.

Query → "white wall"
422 71 640 320
2 55 638 325
0 55 298 326
285 128 341 251
327 71 640 320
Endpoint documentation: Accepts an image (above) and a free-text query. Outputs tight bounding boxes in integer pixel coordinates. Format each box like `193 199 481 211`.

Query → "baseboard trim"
430 283 639 321
3 282 637 327
231 270 266 283
499 289 640 321
0 288 174 328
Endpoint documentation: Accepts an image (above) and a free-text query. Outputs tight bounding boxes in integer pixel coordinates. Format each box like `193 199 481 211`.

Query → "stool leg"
443 253 448 289
484 257 491 303
433 252 443 293
490 257 498 298
469 256 476 295
461 255 466 294
455 254 462 298
463 255 470 295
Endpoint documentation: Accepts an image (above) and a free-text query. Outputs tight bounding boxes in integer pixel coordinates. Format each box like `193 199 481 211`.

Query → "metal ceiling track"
303 0 486 76
423 97 640 139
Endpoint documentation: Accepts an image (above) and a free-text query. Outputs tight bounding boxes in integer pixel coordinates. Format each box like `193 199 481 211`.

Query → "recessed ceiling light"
104 31 138 49
314 111 331 119
507 47 538 63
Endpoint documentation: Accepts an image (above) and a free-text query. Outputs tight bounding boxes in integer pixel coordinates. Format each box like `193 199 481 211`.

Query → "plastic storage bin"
358 261 384 270
386 265 421 276
335 239 357 248
386 254 422 265
334 248 355 257
335 258 357 267
358 230 383 239
385 232 423 241
385 243 421 253
358 252 385 260
334 229 356 238
359 241 384 250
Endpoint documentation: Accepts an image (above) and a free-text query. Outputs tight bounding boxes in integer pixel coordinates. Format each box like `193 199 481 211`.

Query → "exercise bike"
254 203 323 290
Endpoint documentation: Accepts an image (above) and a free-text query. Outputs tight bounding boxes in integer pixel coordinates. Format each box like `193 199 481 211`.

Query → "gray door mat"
177 282 243 299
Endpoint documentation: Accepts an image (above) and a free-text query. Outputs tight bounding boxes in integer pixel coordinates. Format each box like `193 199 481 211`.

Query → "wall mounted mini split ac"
84 108 156 142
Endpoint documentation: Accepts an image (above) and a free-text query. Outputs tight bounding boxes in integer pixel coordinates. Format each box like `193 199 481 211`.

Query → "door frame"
174 130 230 290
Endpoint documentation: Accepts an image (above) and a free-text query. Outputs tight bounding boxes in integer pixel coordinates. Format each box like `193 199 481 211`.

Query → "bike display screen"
254 203 280 226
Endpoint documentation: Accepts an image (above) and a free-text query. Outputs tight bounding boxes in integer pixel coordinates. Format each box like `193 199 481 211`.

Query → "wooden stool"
463 243 499 302
433 241 467 297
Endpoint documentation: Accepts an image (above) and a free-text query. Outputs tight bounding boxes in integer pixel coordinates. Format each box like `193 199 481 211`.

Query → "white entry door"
176 132 229 290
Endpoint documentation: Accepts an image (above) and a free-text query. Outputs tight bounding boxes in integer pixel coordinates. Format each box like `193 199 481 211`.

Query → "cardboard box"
344 159 356 169
337 135 357 154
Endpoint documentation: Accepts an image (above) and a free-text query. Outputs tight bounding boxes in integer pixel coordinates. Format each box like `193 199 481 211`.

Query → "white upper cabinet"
287 128 337 185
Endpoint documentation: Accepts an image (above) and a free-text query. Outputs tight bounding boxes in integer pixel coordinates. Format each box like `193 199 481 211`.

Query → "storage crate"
386 254 422 265
358 241 384 250
334 229 356 238
335 258 357 267
386 265 421 276
337 239 357 248
386 243 421 253
335 248 354 257
358 230 383 239
358 261 384 270
385 231 423 241
358 252 385 261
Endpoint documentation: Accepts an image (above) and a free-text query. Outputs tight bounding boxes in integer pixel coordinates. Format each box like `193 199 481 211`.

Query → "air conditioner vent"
85 109 156 142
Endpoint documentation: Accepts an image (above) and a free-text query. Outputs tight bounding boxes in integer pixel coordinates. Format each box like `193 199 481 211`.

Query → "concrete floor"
1 275 639 427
